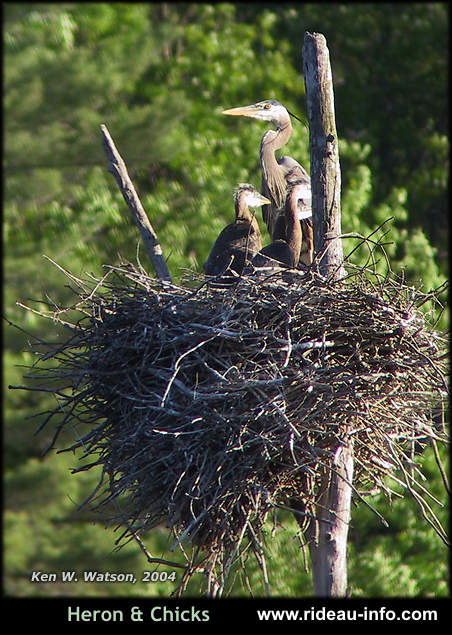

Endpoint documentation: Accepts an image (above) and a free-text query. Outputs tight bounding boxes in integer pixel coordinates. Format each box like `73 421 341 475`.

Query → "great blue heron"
251 180 310 269
203 184 270 282
222 99 310 243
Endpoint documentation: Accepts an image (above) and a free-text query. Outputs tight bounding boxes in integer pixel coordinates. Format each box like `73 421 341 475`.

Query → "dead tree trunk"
301 32 353 597
303 32 344 281
100 124 172 283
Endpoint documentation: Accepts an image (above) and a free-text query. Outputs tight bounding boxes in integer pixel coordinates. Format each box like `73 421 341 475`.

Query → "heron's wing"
261 153 311 241
278 156 309 181
204 222 262 276
263 157 311 240
253 240 294 269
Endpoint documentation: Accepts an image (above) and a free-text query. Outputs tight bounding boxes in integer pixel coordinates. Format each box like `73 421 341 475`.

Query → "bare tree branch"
100 124 172 283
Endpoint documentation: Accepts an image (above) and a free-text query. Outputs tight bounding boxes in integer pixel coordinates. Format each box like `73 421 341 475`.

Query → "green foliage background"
4 3 448 597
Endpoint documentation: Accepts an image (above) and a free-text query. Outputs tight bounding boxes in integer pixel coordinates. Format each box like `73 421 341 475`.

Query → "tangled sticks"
18 261 448 592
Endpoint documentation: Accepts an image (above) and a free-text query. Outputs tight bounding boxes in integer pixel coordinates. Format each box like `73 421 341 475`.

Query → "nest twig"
12 259 449 595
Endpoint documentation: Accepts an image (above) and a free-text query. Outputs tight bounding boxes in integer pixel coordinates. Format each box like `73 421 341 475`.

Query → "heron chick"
203 184 270 283
252 179 312 269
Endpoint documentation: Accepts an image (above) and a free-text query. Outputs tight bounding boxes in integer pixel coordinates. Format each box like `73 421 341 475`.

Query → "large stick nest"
19 261 448 588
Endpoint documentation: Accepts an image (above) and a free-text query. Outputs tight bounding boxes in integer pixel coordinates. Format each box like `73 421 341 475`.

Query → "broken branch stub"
100 124 172 283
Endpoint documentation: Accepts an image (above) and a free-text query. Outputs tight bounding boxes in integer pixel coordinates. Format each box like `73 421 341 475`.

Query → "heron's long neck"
235 197 253 222
285 193 302 264
260 120 293 209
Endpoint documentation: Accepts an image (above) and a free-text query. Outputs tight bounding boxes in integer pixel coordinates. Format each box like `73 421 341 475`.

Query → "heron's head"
287 179 312 220
222 100 289 127
234 184 271 208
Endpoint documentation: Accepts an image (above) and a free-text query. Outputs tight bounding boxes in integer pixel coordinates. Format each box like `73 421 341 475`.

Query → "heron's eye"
264 104 271 110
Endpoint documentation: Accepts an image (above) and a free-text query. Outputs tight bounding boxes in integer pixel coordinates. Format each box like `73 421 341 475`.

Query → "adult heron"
222 99 309 241
251 179 311 269
203 184 270 283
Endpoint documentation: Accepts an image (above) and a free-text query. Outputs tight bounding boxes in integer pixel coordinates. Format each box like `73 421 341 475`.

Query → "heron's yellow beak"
260 195 271 205
222 105 260 117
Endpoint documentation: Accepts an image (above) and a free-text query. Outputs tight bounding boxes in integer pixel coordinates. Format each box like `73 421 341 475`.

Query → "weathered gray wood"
303 32 344 280
305 442 354 596
100 124 172 283
301 32 352 597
